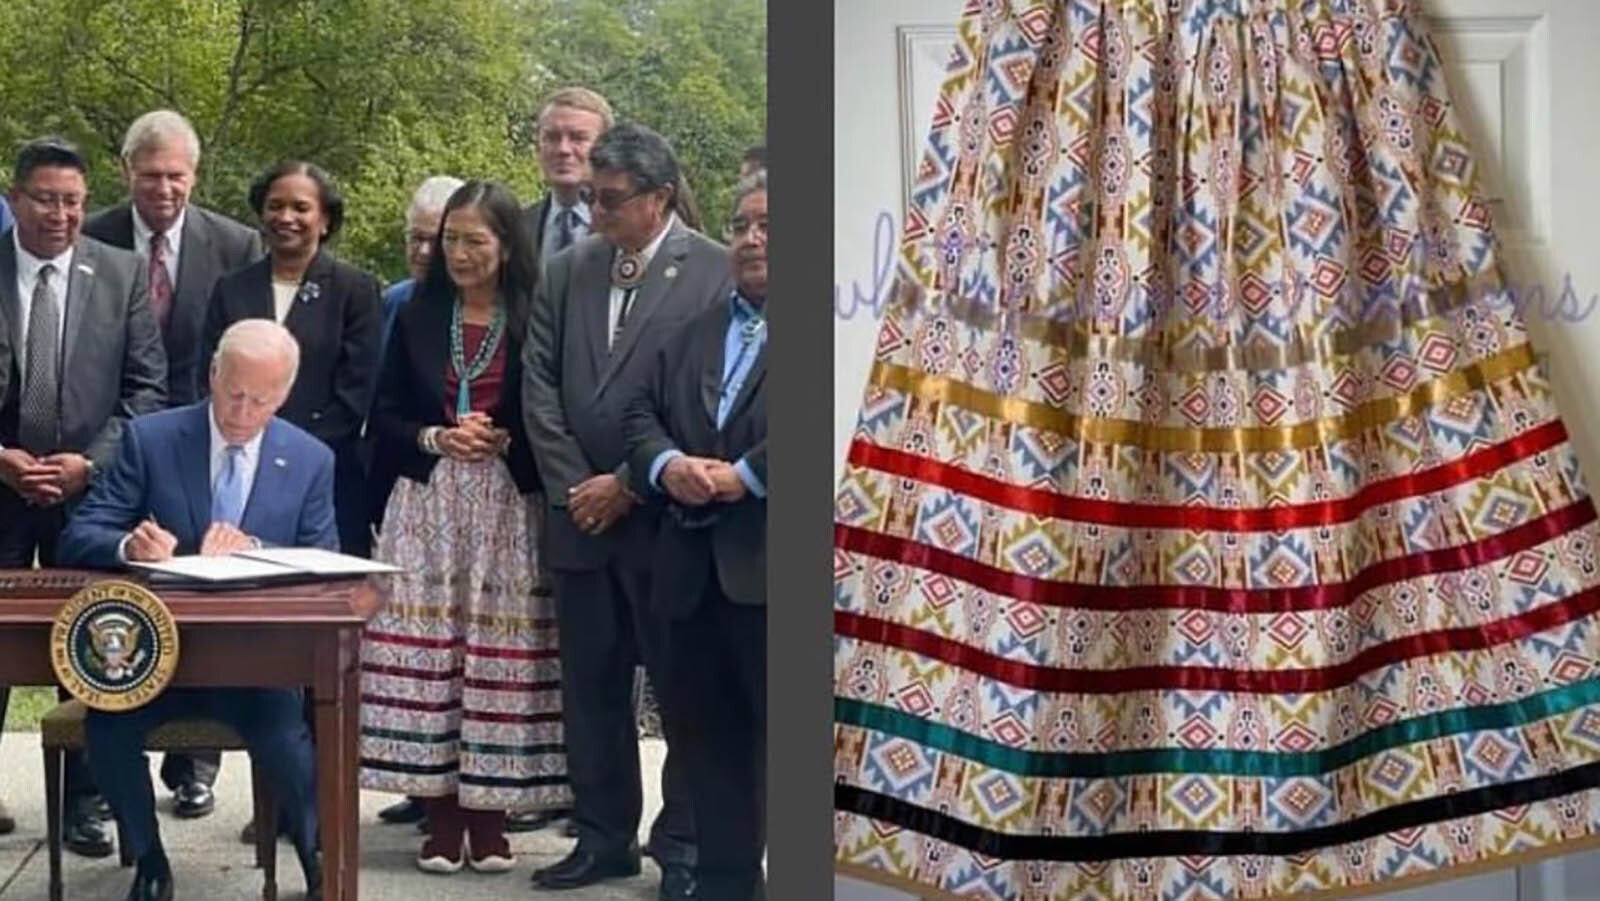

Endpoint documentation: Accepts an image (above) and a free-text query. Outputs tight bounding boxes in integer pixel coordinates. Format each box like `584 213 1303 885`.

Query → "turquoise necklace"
449 298 506 417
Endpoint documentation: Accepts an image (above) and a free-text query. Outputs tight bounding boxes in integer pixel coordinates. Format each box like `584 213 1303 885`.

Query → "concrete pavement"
0 731 668 899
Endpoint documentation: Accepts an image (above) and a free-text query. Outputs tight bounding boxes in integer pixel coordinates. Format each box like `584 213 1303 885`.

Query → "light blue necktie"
211 444 247 526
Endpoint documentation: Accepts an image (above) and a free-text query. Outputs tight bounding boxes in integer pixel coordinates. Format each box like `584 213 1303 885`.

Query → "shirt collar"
207 404 267 461
623 212 676 268
730 290 762 321
132 204 186 245
550 198 590 228
12 230 73 286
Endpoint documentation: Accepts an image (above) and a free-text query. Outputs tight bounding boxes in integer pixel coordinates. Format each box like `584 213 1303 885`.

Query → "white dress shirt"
11 230 74 377
207 405 264 506
131 205 185 288
607 213 676 349
271 279 298 324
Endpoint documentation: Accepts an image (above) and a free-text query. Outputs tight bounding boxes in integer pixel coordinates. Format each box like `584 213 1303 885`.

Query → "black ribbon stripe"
836 759 1600 861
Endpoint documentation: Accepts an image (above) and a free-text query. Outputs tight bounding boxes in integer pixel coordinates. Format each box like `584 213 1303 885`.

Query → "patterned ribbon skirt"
832 0 1600 898
360 456 571 812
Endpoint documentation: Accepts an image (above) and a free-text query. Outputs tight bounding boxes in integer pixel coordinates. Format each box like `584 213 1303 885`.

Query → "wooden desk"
0 570 378 901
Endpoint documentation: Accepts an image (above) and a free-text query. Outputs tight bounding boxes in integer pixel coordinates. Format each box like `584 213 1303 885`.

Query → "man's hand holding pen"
124 515 178 562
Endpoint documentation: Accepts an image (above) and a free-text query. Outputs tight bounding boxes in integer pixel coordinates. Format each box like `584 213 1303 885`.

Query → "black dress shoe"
172 781 215 819
659 862 697 901
531 843 642 889
91 796 113 821
378 796 425 824
506 807 571 833
123 865 173 901
64 815 114 858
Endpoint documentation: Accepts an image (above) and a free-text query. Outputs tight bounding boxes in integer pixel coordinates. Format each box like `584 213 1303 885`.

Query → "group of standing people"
0 83 768 901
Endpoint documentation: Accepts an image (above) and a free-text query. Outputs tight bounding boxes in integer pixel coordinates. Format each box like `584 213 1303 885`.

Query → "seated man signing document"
58 318 331 901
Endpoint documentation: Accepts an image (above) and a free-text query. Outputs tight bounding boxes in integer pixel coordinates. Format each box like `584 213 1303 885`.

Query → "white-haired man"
82 107 263 822
60 319 334 901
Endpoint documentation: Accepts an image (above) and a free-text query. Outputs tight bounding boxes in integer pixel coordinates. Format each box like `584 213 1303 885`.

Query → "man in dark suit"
0 136 167 857
522 87 613 268
60 318 331 901
82 108 263 822
512 85 614 838
523 123 729 899
625 171 767 901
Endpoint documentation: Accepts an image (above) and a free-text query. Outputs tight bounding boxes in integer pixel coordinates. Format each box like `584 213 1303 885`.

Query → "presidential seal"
51 580 179 712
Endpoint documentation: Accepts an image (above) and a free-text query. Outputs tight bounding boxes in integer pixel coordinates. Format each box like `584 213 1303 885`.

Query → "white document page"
233 547 402 576
127 555 301 582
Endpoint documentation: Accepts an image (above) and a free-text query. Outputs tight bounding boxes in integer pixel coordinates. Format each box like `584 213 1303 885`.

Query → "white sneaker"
466 835 516 873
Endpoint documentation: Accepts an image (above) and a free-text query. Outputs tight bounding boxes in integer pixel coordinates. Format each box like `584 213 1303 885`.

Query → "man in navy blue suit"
59 318 332 901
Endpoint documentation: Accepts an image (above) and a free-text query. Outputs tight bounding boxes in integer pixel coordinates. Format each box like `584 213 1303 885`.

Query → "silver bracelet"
418 426 443 455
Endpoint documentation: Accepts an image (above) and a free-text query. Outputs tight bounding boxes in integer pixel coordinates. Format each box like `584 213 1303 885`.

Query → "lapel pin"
664 265 678 279
274 457 287 467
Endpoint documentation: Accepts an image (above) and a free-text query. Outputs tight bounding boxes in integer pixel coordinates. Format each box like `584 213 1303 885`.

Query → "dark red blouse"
442 322 506 419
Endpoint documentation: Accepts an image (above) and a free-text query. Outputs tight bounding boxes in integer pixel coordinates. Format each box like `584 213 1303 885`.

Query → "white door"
833 0 1600 898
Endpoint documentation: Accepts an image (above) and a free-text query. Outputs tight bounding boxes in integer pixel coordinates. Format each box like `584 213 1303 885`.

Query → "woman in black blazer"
359 180 569 872
201 161 382 556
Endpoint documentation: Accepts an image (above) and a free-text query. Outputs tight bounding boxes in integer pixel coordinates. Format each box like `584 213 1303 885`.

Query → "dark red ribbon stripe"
835 498 1596 614
846 419 1569 532
836 581 1600 694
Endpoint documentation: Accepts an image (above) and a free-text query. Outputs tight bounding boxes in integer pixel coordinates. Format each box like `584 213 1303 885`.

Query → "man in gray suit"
82 110 262 821
523 123 728 900
85 109 262 408
0 136 167 855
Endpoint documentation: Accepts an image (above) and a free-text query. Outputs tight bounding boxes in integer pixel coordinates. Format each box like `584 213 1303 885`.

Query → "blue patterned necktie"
211 444 247 526
556 207 576 251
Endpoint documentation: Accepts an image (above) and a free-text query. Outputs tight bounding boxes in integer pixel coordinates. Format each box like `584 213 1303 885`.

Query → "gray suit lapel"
700 305 728 424
575 243 611 382
0 241 19 355
598 224 689 394
60 241 96 376
723 345 765 432
175 210 213 298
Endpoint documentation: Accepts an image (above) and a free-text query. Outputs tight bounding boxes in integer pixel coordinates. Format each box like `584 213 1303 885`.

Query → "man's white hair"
120 110 201 168
211 319 300 387
406 175 465 227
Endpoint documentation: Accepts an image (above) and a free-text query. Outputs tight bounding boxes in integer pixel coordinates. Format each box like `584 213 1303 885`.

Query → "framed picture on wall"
895 24 957 218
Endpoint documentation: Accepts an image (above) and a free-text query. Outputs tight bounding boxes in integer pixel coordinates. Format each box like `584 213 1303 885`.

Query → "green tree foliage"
0 0 766 280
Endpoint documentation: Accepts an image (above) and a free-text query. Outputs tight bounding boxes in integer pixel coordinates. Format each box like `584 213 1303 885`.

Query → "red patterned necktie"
149 231 173 328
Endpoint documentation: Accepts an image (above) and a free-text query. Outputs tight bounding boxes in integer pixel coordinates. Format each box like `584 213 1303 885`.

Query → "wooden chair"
40 700 280 901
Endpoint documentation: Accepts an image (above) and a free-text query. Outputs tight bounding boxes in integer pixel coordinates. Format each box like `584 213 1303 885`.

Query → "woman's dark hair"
418 180 536 337
247 160 346 240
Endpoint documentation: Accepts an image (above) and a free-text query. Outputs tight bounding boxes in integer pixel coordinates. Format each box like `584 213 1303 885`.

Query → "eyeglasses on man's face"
18 187 85 212
592 186 653 210
725 217 768 241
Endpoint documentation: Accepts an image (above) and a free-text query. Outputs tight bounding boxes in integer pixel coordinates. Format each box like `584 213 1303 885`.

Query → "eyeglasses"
404 229 436 248
592 187 650 210
725 217 768 240
18 188 84 211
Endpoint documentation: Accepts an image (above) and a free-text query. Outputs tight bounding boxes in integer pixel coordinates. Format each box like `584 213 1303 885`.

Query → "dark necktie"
148 231 173 329
555 207 576 251
611 288 637 350
19 264 60 453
